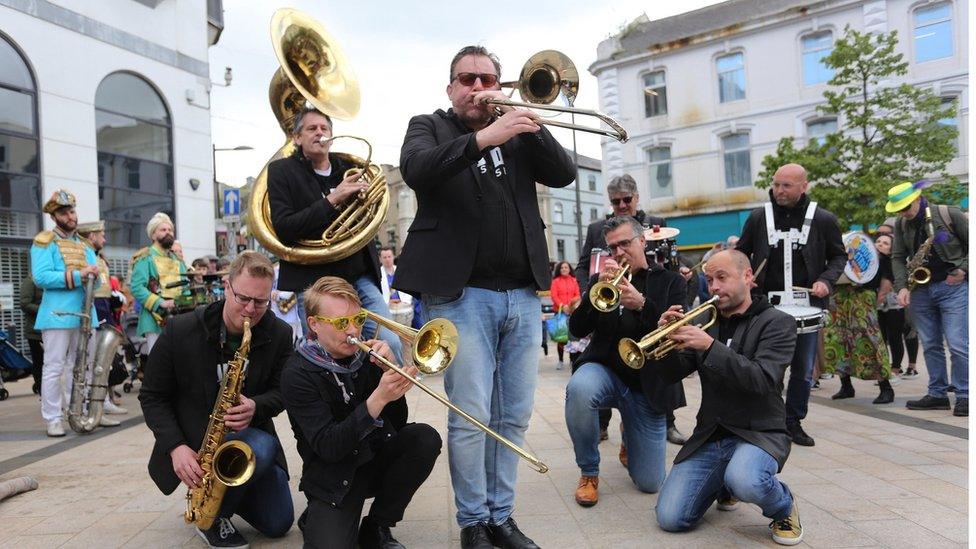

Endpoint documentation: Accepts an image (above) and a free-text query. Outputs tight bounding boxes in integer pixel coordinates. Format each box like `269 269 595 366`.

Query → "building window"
590 207 598 221
801 31 834 85
556 239 566 261
0 35 41 240
807 118 837 146
647 147 673 198
938 97 958 155
587 173 596 191
95 72 174 250
914 2 953 62
722 133 751 188
643 71 667 117
553 202 563 223
716 52 746 103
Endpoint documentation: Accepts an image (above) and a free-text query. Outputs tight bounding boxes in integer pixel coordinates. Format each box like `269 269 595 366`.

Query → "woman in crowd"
874 233 920 379
550 261 581 370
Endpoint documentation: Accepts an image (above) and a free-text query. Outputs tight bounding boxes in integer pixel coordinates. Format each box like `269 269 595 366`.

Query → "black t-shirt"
764 199 812 293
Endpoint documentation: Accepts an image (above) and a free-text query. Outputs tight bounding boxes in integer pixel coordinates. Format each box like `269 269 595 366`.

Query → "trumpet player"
281 276 441 549
653 250 803 546
887 182 968 416
565 216 686 507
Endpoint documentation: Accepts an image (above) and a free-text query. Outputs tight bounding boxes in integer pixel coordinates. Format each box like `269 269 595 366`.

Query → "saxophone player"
139 251 294 548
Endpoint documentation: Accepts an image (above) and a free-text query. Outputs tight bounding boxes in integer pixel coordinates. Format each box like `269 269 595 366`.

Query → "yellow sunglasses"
313 310 368 331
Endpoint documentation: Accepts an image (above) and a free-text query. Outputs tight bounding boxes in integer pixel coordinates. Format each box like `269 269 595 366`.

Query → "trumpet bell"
618 338 645 370
414 318 459 375
589 282 620 313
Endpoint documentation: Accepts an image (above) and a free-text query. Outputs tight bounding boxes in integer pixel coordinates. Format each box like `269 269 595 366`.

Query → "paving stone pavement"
0 351 967 548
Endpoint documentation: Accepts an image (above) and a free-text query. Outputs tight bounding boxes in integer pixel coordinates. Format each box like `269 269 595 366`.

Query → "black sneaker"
906 395 951 410
196 518 248 548
786 422 815 447
359 516 405 549
460 522 493 549
488 517 540 549
953 398 968 417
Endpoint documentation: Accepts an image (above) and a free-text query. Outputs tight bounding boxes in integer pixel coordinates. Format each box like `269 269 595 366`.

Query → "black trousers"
298 423 441 549
27 338 43 392
878 309 919 369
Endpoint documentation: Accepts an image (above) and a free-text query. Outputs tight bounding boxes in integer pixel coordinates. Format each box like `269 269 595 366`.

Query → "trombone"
618 296 720 369
357 311 550 473
484 50 628 143
589 259 631 313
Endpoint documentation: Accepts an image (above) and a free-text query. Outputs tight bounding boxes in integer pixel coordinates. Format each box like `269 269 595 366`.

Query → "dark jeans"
878 309 919 369
785 331 818 424
570 353 610 431
298 423 442 549
27 338 43 392
218 428 294 538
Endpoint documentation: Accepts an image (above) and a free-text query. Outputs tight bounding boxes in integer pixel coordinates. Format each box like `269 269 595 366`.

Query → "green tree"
757 26 963 229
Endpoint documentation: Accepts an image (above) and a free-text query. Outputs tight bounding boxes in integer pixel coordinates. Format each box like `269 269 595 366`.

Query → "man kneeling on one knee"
282 276 442 549
565 216 687 506
652 250 803 546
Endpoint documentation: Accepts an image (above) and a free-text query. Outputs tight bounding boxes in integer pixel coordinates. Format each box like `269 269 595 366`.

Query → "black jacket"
139 301 293 495
267 150 382 292
653 297 796 471
394 109 576 297
569 266 687 414
574 211 667 292
736 192 846 308
281 352 409 506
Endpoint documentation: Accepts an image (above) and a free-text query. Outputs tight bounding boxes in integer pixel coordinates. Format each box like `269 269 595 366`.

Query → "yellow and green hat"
884 181 924 213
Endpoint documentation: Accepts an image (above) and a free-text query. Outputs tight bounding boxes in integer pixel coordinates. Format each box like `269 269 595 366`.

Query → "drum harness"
764 201 817 307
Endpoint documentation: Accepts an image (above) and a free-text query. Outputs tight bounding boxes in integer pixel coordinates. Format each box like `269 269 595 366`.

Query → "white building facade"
590 0 968 248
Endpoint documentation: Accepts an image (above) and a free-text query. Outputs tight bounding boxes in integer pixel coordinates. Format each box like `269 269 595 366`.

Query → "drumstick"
753 258 768 277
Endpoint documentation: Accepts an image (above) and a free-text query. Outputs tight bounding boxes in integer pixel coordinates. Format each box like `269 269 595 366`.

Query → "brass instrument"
618 296 720 369
248 8 389 265
484 50 628 142
362 310 458 375
65 275 120 433
185 319 256 530
907 207 935 291
589 259 631 313
277 292 298 314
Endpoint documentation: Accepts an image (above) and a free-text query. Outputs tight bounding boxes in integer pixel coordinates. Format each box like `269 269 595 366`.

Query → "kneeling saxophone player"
140 251 294 548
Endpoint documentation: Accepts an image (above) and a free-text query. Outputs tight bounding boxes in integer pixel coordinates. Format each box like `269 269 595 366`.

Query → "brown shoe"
575 476 599 507
619 442 628 468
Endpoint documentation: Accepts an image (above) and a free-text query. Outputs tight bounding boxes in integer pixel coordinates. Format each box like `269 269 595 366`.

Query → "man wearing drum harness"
736 164 845 447
129 212 189 353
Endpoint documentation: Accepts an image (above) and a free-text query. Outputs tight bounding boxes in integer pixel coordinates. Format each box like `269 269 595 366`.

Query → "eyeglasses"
313 311 368 331
228 281 271 309
610 196 634 207
607 236 639 252
453 72 499 87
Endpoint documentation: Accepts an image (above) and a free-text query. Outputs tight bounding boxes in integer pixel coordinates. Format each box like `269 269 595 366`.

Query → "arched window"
0 34 40 239
95 72 173 251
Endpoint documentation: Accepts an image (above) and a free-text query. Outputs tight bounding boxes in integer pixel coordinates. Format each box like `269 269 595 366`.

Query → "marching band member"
139 251 294 548
129 212 188 353
653 250 803 546
565 216 686 507
281 276 441 549
267 108 403 364
30 190 100 437
271 261 302 343
736 163 846 446
395 45 575 549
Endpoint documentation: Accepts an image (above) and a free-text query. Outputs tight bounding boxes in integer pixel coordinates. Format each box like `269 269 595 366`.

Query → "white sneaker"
46 420 65 437
103 400 128 415
99 416 120 427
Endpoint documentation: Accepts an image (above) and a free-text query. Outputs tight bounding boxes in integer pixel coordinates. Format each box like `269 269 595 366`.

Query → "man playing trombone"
281 276 441 549
565 216 686 507
652 250 803 546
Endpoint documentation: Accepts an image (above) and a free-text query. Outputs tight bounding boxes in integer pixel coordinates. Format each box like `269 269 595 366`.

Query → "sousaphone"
248 8 389 264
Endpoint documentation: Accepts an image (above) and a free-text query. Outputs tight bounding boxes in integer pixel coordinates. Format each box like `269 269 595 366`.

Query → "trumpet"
589 259 630 313
618 296 720 369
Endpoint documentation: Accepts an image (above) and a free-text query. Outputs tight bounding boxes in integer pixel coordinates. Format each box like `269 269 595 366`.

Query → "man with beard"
130 212 188 353
30 190 101 437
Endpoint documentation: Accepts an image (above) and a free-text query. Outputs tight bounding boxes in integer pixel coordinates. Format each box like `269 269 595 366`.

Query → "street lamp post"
212 144 253 259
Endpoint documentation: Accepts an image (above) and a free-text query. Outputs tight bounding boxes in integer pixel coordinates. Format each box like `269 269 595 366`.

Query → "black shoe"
31 382 40 395
196 518 248 548
873 380 894 405
906 395 951 410
787 422 815 447
947 385 956 393
487 517 540 549
460 522 493 549
599 428 609 441
359 517 405 549
831 377 855 400
953 398 968 417
667 426 687 445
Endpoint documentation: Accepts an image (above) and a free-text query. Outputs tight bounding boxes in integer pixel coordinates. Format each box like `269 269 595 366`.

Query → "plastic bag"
545 312 569 343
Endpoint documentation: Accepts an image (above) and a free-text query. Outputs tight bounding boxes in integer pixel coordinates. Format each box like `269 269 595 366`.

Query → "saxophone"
906 207 935 291
184 318 256 530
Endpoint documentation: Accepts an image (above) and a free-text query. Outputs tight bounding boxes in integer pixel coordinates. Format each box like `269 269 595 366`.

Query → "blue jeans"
565 363 666 491
423 286 540 528
296 275 404 365
656 437 793 531
219 428 294 537
784 331 818 423
910 280 968 399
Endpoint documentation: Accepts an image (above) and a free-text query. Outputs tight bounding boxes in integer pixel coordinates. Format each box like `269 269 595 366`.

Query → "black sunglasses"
610 196 634 206
453 72 499 87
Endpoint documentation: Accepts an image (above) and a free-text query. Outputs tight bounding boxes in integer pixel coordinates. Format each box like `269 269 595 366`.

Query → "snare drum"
775 304 826 334
390 301 414 327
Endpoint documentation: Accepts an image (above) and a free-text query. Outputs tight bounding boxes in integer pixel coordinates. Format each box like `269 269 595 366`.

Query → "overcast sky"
208 0 722 188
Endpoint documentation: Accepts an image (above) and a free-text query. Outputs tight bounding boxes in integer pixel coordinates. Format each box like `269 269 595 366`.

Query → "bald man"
735 164 845 447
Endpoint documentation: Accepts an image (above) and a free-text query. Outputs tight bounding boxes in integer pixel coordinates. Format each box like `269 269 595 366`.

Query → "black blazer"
653 297 796 471
139 301 293 495
569 266 687 414
267 150 382 292
394 109 576 297
281 353 412 506
574 211 667 292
